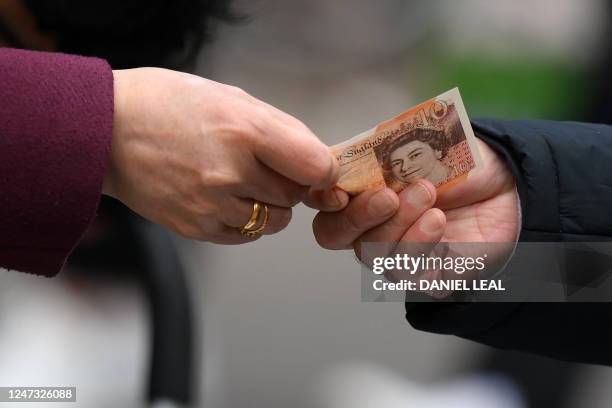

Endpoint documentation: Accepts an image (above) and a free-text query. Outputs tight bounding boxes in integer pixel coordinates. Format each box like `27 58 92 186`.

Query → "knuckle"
340 210 362 235
297 122 317 140
200 168 242 190
226 106 272 144
277 185 307 207
231 125 254 147
293 117 309 130
174 205 223 241
226 84 249 97
248 105 275 135
187 195 219 221
175 222 206 241
286 115 309 132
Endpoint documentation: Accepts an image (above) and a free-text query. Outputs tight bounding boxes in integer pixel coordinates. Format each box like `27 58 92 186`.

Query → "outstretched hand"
104 68 338 244
309 138 519 271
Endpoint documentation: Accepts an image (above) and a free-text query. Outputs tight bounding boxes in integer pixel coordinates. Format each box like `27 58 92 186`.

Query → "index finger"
312 187 399 250
303 187 350 212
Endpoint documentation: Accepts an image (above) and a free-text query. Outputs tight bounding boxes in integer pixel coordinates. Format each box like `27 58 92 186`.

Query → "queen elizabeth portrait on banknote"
376 127 454 187
331 88 482 195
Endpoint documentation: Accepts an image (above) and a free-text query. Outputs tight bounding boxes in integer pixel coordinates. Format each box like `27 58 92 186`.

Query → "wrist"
101 170 115 197
103 69 130 199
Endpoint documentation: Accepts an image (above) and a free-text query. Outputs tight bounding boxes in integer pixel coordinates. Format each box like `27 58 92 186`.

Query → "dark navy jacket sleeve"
405 119 612 366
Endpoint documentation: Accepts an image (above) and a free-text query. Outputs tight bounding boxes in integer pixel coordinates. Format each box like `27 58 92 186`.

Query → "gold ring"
240 201 269 237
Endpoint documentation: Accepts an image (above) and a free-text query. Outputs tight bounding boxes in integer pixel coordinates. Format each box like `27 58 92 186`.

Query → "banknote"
331 88 482 195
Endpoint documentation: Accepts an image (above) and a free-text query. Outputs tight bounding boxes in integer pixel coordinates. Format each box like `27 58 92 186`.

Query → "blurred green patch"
421 53 590 120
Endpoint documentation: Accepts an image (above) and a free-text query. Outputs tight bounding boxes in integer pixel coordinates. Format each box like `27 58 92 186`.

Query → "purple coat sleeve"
0 48 114 276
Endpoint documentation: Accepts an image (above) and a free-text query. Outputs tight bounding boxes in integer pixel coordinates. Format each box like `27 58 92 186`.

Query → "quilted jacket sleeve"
405 119 612 366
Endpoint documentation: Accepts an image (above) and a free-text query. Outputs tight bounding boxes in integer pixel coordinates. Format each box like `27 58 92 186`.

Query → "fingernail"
322 188 343 208
404 182 432 208
367 189 397 217
322 153 339 187
420 210 444 234
330 154 340 183
333 188 346 207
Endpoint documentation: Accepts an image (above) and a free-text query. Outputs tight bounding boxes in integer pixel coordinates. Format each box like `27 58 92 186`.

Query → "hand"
309 138 519 269
104 68 338 244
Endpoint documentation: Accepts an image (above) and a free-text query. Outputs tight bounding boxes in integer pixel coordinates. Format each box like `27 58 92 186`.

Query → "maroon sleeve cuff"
0 48 114 276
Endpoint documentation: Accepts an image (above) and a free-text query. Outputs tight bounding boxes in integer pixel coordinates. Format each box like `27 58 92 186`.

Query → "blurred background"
1 0 612 407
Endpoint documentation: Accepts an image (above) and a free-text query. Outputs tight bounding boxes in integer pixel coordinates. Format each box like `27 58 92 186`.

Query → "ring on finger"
240 200 269 237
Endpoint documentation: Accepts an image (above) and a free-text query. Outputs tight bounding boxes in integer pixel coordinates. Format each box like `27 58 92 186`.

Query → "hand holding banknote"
104 68 338 243
308 89 519 292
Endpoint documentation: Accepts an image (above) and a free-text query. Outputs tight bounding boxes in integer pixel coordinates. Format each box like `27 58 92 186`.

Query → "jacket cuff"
0 48 114 276
471 118 560 242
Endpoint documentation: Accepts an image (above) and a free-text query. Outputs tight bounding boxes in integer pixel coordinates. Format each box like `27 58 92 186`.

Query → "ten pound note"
331 88 482 195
